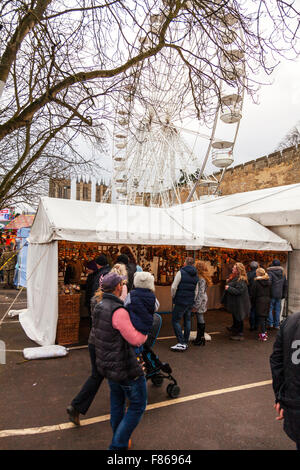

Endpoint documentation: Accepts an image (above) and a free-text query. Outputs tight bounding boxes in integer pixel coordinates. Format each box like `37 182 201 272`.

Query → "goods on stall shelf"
58 241 287 290
55 241 288 344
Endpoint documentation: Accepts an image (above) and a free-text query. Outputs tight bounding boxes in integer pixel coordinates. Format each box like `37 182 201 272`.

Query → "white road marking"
0 379 272 439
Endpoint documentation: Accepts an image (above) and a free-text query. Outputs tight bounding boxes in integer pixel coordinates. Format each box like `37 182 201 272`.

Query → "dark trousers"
87 304 92 329
257 316 267 334
232 316 244 335
71 343 104 415
249 305 257 329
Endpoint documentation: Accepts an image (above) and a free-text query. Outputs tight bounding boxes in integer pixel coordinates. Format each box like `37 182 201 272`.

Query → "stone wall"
213 145 300 196
49 178 108 202
49 178 71 199
49 145 300 203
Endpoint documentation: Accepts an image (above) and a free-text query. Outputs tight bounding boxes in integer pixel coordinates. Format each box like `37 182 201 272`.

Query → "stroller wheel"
167 383 180 398
151 375 164 387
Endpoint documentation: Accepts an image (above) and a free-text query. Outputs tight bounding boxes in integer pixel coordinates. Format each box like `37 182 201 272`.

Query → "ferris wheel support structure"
104 1 247 207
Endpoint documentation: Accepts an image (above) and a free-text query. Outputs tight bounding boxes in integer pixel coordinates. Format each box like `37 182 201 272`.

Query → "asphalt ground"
0 288 296 453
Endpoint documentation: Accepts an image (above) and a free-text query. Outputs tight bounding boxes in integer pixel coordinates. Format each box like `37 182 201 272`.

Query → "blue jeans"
268 298 281 327
172 304 192 344
108 375 147 450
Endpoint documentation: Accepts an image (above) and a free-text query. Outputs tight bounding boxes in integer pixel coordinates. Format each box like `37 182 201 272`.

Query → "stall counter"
155 284 224 313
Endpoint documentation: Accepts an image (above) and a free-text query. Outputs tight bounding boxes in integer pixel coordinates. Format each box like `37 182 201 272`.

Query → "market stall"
13 227 30 288
179 183 300 315
17 197 291 346
4 215 35 288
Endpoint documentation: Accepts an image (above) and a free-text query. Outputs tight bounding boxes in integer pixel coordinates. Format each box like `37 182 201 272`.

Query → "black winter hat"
95 254 108 266
116 254 129 265
272 259 281 267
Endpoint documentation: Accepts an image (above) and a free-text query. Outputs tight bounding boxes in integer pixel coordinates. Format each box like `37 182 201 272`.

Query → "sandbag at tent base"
23 345 69 360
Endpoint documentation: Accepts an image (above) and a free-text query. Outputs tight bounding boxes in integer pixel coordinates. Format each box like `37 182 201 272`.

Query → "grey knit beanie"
133 271 155 292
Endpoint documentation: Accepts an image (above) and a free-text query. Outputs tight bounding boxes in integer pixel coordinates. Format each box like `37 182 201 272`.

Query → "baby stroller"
141 313 180 399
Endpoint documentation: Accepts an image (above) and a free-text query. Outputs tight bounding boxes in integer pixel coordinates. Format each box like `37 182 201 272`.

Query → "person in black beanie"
85 260 99 328
267 259 288 329
92 254 111 297
247 261 259 331
116 254 136 292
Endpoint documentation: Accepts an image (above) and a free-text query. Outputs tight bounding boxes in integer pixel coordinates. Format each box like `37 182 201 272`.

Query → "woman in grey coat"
192 260 212 346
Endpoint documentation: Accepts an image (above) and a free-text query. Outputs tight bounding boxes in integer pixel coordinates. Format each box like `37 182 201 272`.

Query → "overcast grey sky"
95 55 300 181
231 56 300 166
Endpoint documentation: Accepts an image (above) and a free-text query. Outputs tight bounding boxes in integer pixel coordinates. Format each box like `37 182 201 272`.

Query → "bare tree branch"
0 0 298 207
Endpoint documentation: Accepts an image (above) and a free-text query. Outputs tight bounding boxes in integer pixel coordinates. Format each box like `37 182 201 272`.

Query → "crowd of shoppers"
66 251 290 449
67 253 156 450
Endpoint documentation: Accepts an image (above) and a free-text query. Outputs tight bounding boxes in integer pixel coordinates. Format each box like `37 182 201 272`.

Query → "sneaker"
170 343 187 352
258 333 267 342
66 405 80 425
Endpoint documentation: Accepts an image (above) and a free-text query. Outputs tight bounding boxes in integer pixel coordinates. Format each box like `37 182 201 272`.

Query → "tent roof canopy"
180 183 300 227
28 197 291 251
5 214 35 230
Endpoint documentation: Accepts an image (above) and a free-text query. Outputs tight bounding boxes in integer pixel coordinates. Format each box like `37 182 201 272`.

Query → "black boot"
192 323 206 346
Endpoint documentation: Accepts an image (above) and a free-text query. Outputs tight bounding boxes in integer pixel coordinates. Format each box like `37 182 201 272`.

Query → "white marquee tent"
176 183 300 315
179 183 300 226
19 197 291 346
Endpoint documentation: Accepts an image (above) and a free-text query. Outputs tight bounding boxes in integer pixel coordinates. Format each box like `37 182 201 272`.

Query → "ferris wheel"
103 1 246 207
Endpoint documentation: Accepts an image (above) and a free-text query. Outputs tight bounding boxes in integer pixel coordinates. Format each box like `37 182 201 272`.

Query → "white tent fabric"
176 183 300 315
19 196 291 346
29 197 291 251
19 242 58 345
178 183 300 226
167 206 291 252
29 197 205 246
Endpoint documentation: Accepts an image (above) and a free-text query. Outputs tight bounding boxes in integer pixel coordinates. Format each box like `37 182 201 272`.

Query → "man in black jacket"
267 259 288 329
84 260 99 328
270 312 300 450
170 257 198 351
247 261 259 330
115 254 136 292
92 254 110 296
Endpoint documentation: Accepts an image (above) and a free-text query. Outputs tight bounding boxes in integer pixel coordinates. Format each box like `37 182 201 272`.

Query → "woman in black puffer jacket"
222 262 251 341
250 268 271 342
